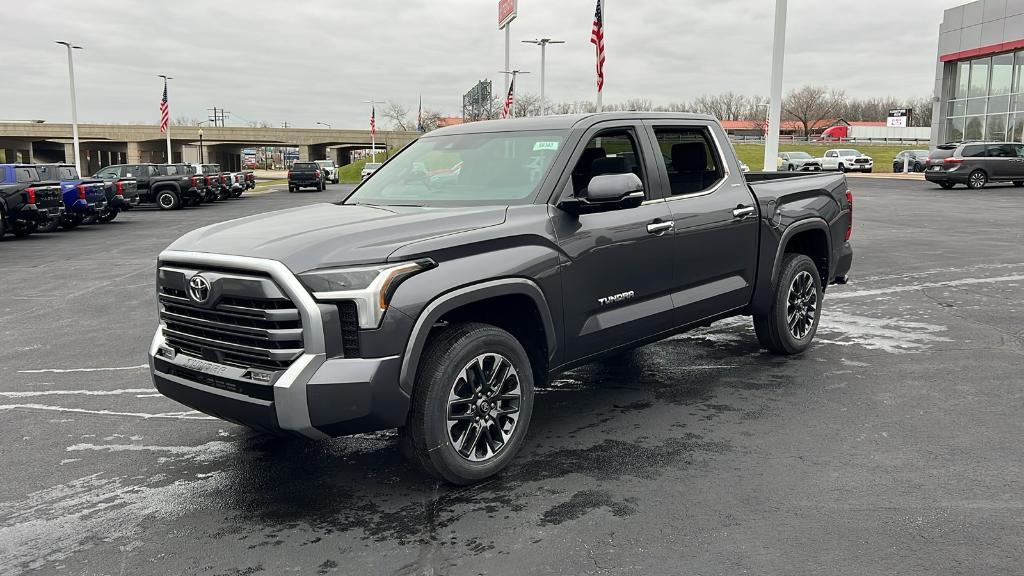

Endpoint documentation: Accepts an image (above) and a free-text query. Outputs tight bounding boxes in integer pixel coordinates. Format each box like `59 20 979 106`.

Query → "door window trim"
640 120 733 204
549 121 665 204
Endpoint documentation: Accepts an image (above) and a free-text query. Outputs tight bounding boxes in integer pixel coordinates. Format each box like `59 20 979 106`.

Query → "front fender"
395 278 557 395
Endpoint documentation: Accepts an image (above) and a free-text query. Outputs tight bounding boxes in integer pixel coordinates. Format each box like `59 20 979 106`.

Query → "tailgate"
32 184 63 209
292 172 318 182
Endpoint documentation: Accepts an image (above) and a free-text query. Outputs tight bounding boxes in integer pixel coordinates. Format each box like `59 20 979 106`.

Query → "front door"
551 124 676 361
643 121 759 326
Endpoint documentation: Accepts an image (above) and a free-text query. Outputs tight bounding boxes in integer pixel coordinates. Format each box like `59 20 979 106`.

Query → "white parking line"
18 364 148 374
0 389 154 398
830 274 1024 300
0 404 215 420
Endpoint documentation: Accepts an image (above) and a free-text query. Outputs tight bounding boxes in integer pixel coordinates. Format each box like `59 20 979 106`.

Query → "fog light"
157 346 176 360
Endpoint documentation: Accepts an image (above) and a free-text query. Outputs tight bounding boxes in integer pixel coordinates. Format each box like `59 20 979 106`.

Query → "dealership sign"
887 108 911 128
498 0 517 29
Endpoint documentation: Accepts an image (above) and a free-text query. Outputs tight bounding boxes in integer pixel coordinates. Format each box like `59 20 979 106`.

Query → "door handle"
646 220 674 235
732 206 756 219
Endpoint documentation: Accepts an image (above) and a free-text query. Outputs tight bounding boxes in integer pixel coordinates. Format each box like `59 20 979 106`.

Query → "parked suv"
892 150 929 173
778 151 822 172
924 141 1024 189
149 113 854 484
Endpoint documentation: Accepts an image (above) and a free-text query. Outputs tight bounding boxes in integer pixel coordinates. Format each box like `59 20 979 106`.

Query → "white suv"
820 149 873 173
314 160 339 184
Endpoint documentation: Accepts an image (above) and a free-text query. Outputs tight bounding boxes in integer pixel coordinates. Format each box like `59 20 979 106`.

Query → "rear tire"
1014 181 1024 187
400 322 534 485
61 214 83 229
37 217 60 233
156 190 180 210
12 220 34 237
753 253 822 355
939 182 955 189
288 185 297 193
98 209 118 223
0 213 6 239
967 169 987 189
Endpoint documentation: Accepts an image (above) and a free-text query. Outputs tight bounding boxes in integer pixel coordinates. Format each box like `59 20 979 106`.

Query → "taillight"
115 181 124 196
943 157 963 165
78 184 87 200
315 170 321 179
220 175 227 183
288 171 293 177
26 187 36 204
845 189 853 242
191 176 198 187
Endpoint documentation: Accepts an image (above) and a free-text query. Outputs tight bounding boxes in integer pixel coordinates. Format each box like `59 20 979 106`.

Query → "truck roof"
428 111 718 137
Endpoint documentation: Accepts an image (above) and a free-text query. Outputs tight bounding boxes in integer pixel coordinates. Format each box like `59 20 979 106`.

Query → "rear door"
643 120 760 325
985 144 1015 180
551 121 677 361
821 150 838 170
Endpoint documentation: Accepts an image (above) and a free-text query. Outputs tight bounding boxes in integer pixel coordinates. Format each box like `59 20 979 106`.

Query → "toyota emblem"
187 275 211 303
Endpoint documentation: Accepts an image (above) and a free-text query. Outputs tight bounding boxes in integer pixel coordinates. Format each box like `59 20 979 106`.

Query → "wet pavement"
1 178 1022 575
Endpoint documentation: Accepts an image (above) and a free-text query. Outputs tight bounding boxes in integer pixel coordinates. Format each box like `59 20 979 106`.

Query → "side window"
148 166 159 176
962 145 987 157
16 168 36 183
569 129 647 198
652 126 725 196
988 145 1013 157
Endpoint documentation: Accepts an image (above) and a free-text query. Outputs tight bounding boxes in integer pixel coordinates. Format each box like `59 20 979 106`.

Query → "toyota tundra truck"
150 113 854 484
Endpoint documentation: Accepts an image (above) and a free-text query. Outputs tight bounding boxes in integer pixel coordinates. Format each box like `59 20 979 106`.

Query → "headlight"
297 259 436 328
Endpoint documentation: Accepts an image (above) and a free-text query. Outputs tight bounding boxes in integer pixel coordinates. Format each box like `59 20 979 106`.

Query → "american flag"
370 105 376 136
590 0 605 92
763 109 770 139
501 76 515 119
159 78 169 133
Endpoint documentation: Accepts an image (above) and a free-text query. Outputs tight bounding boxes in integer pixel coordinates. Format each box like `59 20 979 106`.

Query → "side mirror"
559 173 644 214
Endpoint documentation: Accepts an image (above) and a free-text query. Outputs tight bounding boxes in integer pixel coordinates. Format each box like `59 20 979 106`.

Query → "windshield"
315 160 333 167
787 152 812 159
346 130 566 207
838 149 861 156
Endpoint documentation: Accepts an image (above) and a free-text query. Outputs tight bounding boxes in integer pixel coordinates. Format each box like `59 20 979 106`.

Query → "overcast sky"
2 0 964 129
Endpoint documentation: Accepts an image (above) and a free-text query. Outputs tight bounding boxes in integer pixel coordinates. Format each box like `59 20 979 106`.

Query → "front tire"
838 163 846 173
401 322 534 485
753 253 823 355
156 190 181 210
968 169 987 189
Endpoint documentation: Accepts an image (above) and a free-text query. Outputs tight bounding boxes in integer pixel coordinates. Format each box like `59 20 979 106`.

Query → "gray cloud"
0 0 963 128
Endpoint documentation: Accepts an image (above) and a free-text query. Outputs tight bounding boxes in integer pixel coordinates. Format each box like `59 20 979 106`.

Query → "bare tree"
418 108 444 132
171 116 201 126
692 92 749 121
513 92 542 118
782 86 847 137
382 101 412 131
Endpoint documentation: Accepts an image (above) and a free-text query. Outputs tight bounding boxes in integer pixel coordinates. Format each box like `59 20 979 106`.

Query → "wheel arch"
398 278 557 395
772 218 832 287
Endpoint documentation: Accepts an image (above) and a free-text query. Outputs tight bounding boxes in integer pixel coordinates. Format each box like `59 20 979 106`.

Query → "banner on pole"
498 0 517 29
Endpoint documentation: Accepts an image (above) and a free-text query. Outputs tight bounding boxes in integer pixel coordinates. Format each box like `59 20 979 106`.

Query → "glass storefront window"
1007 113 1024 141
969 57 991 98
986 114 1008 140
955 60 971 99
967 98 987 115
947 117 966 141
991 53 1013 95
988 95 1010 114
948 100 967 116
965 116 985 140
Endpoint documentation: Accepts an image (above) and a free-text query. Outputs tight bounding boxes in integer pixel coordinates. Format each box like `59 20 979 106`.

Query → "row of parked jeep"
0 162 256 240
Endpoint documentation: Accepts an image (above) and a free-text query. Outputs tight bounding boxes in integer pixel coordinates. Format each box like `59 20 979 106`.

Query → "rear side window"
147 166 159 176
652 126 725 196
59 167 77 180
164 165 178 175
989 143 1024 157
16 167 38 183
962 145 987 157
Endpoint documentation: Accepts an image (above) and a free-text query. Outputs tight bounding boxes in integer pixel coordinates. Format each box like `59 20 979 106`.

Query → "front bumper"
147 251 411 439
846 162 873 171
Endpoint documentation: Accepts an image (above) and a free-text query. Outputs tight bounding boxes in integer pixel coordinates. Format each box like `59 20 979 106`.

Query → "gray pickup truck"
149 113 853 484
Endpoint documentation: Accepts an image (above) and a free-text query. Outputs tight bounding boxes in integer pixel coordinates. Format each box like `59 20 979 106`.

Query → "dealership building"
933 0 1024 146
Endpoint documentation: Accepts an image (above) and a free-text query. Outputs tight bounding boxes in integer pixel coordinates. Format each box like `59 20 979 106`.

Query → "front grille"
158 268 304 372
160 361 275 402
855 158 869 164
338 301 360 357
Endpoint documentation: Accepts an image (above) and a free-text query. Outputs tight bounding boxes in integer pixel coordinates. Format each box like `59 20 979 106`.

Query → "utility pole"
522 38 564 116
498 70 529 118
56 41 83 176
763 0 787 172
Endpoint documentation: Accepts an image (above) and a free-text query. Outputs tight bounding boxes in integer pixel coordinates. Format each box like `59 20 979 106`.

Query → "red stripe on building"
940 38 1024 62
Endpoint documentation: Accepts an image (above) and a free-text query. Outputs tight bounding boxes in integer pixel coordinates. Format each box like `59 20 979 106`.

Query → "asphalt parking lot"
1 178 1022 575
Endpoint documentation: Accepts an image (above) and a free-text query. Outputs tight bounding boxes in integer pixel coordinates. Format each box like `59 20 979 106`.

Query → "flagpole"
159 75 173 163
363 98 383 161
763 0 787 172
595 0 604 112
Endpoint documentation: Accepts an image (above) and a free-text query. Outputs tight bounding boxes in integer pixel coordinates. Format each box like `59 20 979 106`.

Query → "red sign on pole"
498 0 517 29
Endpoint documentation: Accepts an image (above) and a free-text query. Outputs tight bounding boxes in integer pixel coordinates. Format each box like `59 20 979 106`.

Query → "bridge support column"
332 148 351 167
127 141 142 163
26 141 33 163
63 143 87 168
298 145 311 162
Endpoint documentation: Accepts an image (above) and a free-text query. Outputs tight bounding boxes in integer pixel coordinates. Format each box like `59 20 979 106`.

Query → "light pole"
498 70 530 118
158 75 173 163
316 121 332 129
522 38 564 116
763 0 787 172
56 41 83 176
196 120 212 164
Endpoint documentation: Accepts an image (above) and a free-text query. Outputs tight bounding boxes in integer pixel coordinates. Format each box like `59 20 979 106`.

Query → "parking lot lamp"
522 38 564 115
316 121 332 129
56 41 83 176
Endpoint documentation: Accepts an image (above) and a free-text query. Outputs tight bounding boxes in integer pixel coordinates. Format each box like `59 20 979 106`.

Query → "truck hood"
166 203 508 272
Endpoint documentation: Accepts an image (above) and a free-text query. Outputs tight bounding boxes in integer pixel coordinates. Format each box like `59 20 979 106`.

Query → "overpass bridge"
0 122 421 173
